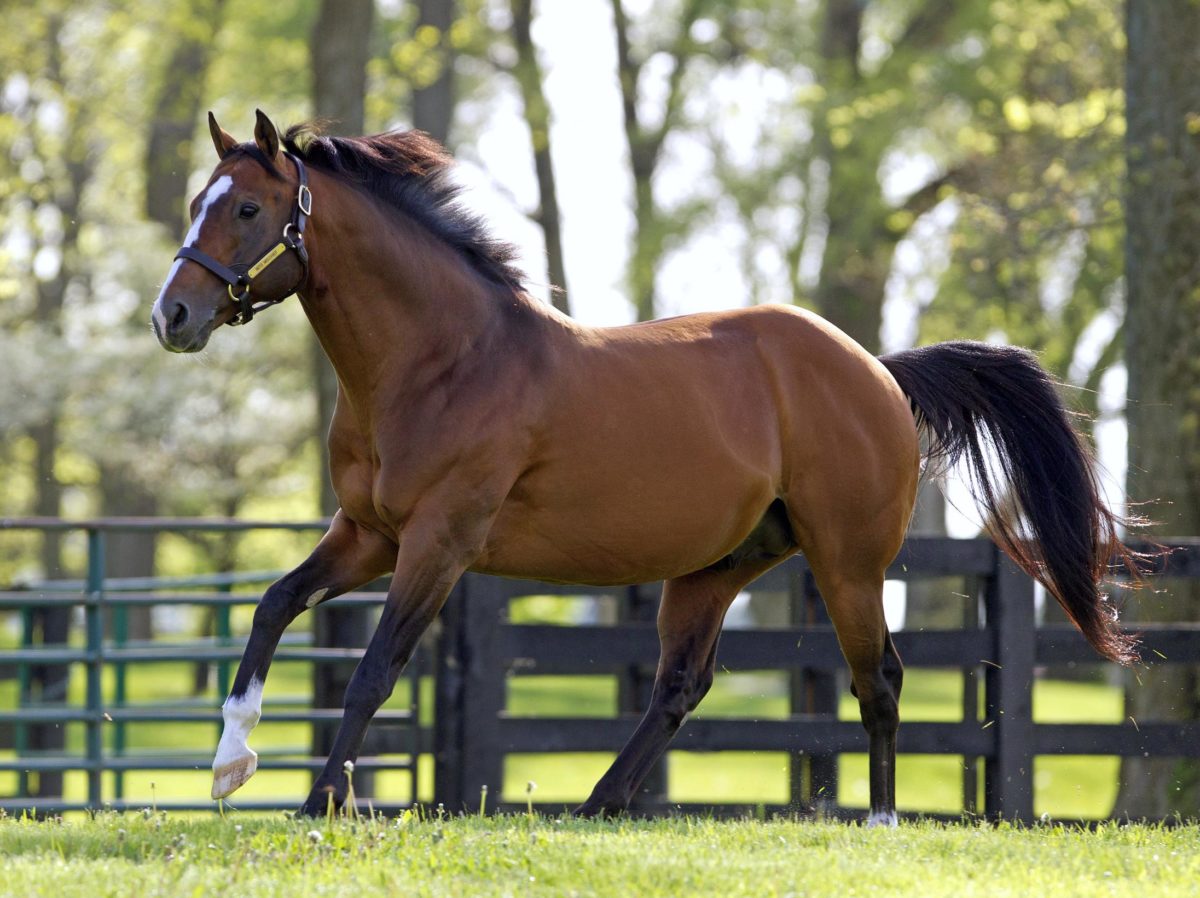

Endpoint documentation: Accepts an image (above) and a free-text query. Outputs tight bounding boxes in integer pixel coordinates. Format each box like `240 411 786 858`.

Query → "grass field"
1 811 1197 898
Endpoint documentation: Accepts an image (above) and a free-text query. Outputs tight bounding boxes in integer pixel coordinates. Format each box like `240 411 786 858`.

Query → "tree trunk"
18 12 98 801
811 0 891 353
128 0 231 653
144 0 227 238
26 418 67 799
510 0 570 313
309 0 376 796
98 468 159 641
310 0 373 517
411 0 457 147
610 0 707 321
23 13 92 800
1116 0 1200 818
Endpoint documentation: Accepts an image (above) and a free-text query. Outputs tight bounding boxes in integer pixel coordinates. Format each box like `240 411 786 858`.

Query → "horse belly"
476 494 764 585
475 417 779 584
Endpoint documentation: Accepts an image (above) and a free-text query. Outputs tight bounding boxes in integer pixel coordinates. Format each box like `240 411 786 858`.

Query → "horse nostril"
169 300 189 333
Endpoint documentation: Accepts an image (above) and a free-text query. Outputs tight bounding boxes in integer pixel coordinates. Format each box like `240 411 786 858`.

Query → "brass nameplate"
248 242 287 279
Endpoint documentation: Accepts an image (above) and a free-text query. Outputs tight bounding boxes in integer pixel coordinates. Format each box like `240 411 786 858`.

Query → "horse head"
151 110 310 352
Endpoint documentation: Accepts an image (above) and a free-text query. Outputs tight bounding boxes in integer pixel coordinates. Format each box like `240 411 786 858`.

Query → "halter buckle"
297 183 312 217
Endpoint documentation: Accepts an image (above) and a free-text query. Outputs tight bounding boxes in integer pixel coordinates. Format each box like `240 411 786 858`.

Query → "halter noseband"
173 152 312 326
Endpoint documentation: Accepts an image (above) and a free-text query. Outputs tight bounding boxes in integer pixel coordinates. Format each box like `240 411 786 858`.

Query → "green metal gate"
0 519 428 815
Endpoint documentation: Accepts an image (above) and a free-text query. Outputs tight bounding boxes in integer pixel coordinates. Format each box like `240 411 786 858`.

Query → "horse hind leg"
575 553 788 818
815 571 904 827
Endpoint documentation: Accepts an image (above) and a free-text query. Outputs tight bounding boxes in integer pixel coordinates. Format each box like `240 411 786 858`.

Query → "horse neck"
296 172 527 413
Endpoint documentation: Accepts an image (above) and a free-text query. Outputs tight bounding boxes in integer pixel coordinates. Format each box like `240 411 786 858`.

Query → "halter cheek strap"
172 152 312 326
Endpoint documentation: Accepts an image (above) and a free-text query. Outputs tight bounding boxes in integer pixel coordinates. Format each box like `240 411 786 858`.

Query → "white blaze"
152 174 234 333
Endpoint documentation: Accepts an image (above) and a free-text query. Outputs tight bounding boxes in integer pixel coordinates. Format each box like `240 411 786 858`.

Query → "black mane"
282 124 527 292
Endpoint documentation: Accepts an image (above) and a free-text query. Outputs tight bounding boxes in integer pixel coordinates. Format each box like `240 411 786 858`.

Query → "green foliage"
918 0 1127 385
0 0 323 581
0 0 1137 555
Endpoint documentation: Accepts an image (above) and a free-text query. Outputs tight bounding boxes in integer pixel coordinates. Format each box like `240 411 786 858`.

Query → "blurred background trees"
1 0 1196 812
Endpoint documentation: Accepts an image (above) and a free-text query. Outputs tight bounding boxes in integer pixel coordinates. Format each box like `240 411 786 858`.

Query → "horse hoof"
211 747 258 799
573 800 623 819
297 789 340 819
866 810 898 829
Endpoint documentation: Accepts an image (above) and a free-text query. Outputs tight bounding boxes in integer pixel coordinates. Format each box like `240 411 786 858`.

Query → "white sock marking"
212 676 263 780
866 810 899 828
152 174 234 330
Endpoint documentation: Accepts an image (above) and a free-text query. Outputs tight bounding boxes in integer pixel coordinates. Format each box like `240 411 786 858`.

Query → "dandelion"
344 760 359 821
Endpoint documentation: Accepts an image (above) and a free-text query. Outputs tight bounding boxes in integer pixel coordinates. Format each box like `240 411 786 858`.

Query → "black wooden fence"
3 519 1200 821
435 537 1200 821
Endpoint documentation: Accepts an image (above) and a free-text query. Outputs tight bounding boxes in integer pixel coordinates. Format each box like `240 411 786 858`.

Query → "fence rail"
2 518 1199 820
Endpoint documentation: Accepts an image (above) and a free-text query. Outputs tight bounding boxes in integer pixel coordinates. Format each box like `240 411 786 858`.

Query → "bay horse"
152 111 1140 826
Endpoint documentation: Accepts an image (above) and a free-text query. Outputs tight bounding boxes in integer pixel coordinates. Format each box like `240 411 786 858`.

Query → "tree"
309 0 374 519
106 0 232 641
1117 0 1200 817
610 0 716 321
410 0 458 146
508 0 570 313
144 0 228 237
0 2 100 797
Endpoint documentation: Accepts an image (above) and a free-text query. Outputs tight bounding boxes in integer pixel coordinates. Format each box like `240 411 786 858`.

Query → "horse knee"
252 584 298 632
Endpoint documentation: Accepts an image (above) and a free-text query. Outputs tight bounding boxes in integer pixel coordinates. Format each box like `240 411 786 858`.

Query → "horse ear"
254 108 281 165
208 111 238 159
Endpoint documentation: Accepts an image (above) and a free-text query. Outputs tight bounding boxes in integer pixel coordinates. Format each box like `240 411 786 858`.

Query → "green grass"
1 812 1198 898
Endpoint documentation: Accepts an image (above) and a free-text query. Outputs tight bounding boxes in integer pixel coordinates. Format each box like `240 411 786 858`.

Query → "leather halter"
173 152 312 326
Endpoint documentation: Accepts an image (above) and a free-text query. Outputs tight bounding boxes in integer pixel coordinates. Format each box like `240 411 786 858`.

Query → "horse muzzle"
152 294 217 353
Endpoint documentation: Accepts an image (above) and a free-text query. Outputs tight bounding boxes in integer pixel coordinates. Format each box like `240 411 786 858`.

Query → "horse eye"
238 203 259 219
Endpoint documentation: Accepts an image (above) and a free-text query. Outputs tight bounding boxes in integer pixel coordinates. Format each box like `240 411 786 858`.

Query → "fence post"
216 582 233 700
983 551 1035 822
961 574 982 815
454 574 507 813
16 606 33 797
113 585 128 802
85 527 105 809
433 580 467 811
790 561 838 812
621 582 666 811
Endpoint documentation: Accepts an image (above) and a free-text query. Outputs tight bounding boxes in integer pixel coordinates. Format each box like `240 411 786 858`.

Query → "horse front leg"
296 522 470 817
212 512 396 799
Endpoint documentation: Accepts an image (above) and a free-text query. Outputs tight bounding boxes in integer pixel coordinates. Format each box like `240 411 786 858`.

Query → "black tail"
880 341 1143 665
